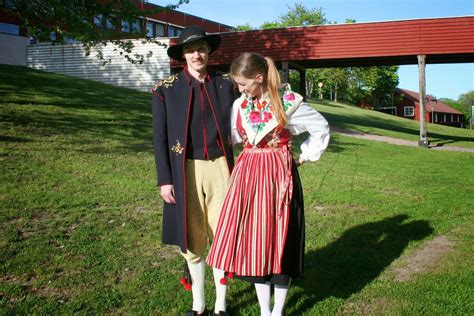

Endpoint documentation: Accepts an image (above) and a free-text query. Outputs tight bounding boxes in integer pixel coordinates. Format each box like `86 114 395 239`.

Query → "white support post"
418 55 429 147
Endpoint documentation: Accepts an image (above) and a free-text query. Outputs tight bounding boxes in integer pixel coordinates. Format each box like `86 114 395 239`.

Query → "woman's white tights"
254 280 291 316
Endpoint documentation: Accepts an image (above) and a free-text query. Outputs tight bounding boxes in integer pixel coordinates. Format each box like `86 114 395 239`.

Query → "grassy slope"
1 65 473 315
312 99 474 148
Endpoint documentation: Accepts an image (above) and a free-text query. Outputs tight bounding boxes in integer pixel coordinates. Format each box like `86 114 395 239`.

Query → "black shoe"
214 311 229 316
185 308 208 316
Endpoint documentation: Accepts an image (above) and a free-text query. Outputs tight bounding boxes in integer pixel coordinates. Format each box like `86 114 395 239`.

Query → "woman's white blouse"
231 100 330 162
286 102 330 162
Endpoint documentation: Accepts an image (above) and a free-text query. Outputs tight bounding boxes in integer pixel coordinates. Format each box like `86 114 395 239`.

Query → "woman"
206 52 329 315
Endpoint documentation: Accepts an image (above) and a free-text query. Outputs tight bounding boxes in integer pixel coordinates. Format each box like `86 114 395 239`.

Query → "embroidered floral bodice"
236 97 292 149
236 86 302 149
231 84 331 162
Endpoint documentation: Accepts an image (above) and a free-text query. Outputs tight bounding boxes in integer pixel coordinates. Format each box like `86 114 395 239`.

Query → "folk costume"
206 85 330 284
152 25 236 315
152 67 235 254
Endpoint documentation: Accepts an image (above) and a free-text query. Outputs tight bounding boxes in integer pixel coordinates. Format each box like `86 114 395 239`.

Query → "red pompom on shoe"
227 272 234 279
179 277 187 285
220 277 227 285
183 283 192 291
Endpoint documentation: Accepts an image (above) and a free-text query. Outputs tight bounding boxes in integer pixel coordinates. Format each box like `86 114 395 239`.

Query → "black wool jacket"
152 68 236 252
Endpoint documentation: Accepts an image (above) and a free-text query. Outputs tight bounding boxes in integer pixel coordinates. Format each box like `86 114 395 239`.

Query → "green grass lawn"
1 64 473 315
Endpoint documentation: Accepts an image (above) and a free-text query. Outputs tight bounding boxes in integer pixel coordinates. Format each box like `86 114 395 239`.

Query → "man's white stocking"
188 260 206 313
212 268 227 313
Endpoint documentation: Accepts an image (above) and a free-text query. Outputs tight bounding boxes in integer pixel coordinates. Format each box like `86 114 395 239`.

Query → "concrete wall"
26 38 170 92
0 33 30 66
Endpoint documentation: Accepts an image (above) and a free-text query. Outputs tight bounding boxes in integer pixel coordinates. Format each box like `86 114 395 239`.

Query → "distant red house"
392 88 464 128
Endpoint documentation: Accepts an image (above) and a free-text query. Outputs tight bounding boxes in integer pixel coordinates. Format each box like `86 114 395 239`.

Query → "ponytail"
264 57 286 127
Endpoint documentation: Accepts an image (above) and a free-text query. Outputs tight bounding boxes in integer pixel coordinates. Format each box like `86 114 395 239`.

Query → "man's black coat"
152 68 236 252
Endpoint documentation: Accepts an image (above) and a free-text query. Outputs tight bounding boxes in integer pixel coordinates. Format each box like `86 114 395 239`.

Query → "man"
152 25 235 316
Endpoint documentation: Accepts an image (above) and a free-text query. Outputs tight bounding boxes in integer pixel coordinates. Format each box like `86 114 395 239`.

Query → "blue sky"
154 0 474 100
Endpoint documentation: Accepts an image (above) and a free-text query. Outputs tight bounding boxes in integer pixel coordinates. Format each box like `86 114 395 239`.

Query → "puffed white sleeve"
231 99 243 145
286 103 330 162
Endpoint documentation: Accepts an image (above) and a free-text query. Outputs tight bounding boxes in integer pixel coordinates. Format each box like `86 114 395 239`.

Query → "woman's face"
233 74 264 99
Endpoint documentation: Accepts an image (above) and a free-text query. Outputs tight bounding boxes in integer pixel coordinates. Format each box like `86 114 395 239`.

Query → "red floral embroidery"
241 99 248 109
284 93 295 101
249 111 261 123
262 111 272 122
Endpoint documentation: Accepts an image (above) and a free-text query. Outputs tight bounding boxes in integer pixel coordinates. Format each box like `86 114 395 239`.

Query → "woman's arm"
286 103 330 163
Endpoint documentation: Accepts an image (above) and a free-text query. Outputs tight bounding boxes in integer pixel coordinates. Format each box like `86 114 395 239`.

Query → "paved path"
332 127 474 153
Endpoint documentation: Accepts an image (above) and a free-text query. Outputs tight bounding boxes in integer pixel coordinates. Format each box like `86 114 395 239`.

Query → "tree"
457 90 474 125
278 3 327 26
0 0 189 64
349 66 399 108
233 23 254 31
260 3 327 97
326 68 350 102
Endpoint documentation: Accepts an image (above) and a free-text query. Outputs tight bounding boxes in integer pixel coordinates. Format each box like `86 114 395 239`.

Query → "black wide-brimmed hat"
167 25 221 61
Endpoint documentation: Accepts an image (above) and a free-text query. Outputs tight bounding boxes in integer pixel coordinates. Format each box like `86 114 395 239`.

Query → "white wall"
0 33 30 66
26 38 170 92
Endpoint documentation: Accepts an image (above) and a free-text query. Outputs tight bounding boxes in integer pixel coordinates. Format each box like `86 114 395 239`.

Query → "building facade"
0 2 232 91
394 88 464 128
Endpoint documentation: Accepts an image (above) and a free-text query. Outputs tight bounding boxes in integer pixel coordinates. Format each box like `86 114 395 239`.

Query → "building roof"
171 16 474 69
396 88 462 114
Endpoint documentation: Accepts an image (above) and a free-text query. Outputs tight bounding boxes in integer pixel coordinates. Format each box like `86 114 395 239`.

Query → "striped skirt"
207 146 299 277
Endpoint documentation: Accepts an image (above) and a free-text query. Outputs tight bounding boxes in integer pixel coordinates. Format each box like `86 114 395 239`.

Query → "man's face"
183 40 210 74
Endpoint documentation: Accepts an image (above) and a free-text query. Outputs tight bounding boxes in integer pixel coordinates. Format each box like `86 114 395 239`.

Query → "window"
146 21 154 37
146 21 166 37
0 22 20 35
106 15 115 30
94 14 103 28
3 0 13 8
168 26 182 37
156 23 165 36
122 20 130 33
49 31 57 41
132 19 141 33
404 106 414 117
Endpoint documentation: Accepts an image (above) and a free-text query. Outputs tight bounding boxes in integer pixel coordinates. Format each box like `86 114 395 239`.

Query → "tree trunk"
306 78 313 98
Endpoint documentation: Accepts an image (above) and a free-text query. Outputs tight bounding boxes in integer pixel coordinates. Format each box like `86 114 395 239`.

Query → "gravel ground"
332 127 474 153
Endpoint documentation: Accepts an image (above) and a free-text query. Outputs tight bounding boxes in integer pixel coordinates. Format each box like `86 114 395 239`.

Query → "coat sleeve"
152 88 172 186
286 103 330 162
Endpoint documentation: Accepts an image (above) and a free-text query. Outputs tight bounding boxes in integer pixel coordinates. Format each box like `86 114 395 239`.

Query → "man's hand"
160 184 176 204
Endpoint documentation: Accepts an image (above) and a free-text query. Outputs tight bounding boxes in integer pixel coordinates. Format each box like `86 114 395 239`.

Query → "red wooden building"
393 88 464 128
0 2 232 42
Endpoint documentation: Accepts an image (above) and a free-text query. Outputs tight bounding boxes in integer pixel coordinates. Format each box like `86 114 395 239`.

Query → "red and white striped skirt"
207 146 294 276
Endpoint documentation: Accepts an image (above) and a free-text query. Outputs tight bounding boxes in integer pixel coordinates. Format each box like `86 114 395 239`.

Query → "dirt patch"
392 235 455 282
341 297 406 315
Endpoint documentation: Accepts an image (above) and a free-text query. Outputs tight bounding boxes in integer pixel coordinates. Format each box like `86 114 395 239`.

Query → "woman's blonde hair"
230 52 287 127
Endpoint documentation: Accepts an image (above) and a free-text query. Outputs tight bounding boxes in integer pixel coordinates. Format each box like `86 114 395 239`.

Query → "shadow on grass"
288 214 433 314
